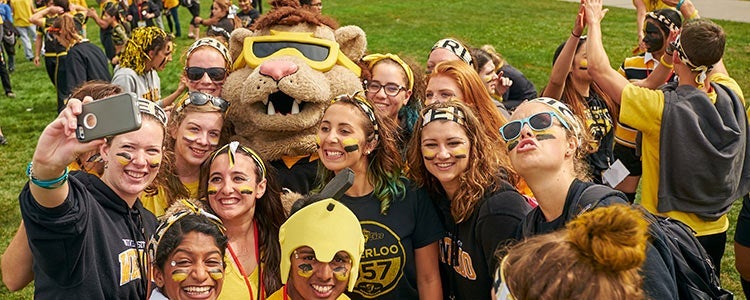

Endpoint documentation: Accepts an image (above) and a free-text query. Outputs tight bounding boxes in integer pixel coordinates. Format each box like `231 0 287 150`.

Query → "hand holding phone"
76 92 142 142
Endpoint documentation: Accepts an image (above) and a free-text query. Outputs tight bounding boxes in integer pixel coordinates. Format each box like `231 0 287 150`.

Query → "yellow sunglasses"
233 30 361 77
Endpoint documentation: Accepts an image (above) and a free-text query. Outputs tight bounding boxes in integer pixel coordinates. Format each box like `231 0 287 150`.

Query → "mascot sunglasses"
233 30 361 76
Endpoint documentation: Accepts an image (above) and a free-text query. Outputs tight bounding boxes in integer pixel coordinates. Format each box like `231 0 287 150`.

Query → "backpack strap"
570 184 628 218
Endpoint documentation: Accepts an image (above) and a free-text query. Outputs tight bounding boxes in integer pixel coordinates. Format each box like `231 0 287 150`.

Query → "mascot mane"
251 0 339 30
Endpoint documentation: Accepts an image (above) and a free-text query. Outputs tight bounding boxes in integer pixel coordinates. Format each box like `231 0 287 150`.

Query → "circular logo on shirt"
352 221 406 298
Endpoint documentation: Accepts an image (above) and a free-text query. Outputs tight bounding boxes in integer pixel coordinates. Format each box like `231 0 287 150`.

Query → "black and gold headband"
209 141 266 179
138 99 168 126
421 106 466 127
332 92 380 142
646 11 679 33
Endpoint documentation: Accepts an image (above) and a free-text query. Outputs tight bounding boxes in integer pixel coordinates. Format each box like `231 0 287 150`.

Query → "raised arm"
633 0 647 52
28 98 105 208
632 29 679 89
542 2 585 100
584 0 630 105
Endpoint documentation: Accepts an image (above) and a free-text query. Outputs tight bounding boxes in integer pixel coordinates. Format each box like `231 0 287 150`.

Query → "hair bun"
566 204 649 272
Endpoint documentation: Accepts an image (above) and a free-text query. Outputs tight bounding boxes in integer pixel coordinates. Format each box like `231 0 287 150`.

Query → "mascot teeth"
291 101 300 114
267 102 277 115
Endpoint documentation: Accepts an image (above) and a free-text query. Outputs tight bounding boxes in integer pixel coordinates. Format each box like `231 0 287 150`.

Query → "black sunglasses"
176 92 230 113
185 67 228 81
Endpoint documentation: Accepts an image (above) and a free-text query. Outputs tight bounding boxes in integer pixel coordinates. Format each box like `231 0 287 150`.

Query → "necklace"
226 222 263 300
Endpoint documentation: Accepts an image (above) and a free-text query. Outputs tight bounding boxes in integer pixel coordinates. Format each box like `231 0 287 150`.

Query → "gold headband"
362 53 414 90
186 38 232 69
138 99 168 126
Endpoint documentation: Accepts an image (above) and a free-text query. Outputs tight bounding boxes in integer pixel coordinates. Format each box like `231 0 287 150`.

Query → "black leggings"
696 231 727 277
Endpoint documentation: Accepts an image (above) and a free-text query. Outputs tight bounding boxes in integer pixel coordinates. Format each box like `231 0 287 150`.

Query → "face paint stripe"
507 140 519 152
116 152 132 166
208 269 223 280
342 137 360 153
172 270 188 282
297 264 313 278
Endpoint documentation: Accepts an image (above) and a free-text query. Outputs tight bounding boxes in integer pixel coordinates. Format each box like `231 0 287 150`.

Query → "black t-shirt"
19 172 158 299
583 91 615 183
58 40 112 100
498 63 537 111
338 180 443 300
270 156 318 195
434 180 531 300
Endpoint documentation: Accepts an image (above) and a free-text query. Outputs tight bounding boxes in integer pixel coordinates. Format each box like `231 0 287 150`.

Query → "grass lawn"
1 0 749 298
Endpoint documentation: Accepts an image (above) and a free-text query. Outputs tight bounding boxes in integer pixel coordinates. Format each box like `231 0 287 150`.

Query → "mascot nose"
259 60 300 81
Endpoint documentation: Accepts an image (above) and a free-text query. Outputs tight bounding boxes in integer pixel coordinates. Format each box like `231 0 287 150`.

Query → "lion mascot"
223 0 366 194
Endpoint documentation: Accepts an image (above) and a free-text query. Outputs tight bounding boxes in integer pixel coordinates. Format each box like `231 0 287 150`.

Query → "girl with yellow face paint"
541 5 618 185
407 101 532 300
198 141 287 299
316 93 445 299
149 204 228 300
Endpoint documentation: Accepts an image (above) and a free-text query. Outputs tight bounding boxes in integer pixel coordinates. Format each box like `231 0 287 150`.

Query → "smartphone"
76 92 142 142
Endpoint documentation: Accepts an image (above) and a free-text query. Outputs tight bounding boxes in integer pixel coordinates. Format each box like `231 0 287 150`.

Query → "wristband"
26 162 69 189
660 55 674 69
676 0 685 10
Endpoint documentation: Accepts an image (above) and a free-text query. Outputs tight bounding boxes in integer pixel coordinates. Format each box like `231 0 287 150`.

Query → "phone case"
76 92 142 142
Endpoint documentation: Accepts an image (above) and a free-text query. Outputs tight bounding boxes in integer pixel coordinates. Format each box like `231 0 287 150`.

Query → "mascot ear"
335 25 367 62
229 28 255 64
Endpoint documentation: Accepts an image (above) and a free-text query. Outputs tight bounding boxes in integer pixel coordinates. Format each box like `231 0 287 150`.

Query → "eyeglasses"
363 80 405 97
233 30 361 76
185 66 228 81
176 92 230 113
500 111 571 142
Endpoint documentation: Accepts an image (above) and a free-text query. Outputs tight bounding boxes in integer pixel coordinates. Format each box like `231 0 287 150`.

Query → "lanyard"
227 222 263 300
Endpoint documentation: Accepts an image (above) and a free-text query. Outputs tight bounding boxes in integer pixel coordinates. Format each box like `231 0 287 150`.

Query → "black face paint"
453 154 467 159
116 152 132 161
536 134 556 141
507 140 519 151
643 22 665 53
343 144 359 152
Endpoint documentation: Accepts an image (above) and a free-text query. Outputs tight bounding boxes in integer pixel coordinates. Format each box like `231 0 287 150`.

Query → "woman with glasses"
361 53 424 155
316 93 443 299
198 141 286 299
407 101 530 300
504 98 675 299
540 5 618 184
18 97 167 299
141 91 228 217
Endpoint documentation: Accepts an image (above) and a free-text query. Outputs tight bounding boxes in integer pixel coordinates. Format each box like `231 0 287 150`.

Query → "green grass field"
1 0 748 298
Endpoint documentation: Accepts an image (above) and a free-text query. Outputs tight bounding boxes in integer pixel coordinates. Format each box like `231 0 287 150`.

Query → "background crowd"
0 0 749 299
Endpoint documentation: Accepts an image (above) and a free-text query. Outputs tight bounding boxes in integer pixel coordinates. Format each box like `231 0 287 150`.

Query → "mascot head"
223 0 367 161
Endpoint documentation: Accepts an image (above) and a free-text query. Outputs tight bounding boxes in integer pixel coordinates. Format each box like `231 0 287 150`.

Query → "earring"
294 250 299 259
365 150 371 155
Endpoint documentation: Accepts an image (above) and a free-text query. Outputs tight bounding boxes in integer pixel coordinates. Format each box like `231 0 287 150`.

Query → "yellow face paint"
297 264 313 278
239 185 254 195
315 135 321 148
333 268 349 282
115 152 131 166
208 136 220 147
207 185 218 195
149 158 161 169
450 148 469 159
171 270 188 282
208 269 223 280
342 137 359 153
182 131 199 143
579 59 588 69
422 149 437 161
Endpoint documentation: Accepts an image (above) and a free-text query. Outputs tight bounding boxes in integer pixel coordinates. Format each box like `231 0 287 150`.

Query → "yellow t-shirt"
164 0 179 10
642 0 673 11
140 181 199 217
620 73 745 236
218 256 262 300
266 287 351 300
69 0 88 9
10 0 34 27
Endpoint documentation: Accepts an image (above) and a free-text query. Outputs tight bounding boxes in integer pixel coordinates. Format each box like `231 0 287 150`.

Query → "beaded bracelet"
676 0 685 10
26 162 69 189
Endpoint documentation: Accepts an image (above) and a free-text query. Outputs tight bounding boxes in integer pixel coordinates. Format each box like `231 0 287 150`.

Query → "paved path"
560 0 750 23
